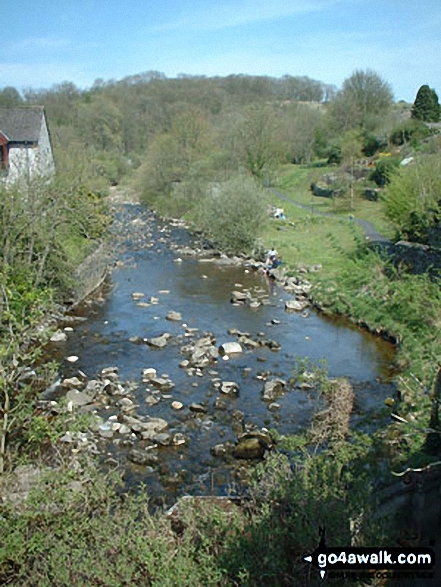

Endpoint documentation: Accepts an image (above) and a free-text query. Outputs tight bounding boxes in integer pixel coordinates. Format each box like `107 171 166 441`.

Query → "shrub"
196 176 268 254
383 155 441 243
389 119 433 147
370 156 400 186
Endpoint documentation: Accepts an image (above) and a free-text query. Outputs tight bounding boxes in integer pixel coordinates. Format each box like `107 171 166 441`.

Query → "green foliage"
361 132 387 157
0 439 391 587
197 176 268 254
370 156 400 186
326 142 342 165
411 84 441 122
383 155 441 242
389 118 434 147
0 464 228 586
329 69 393 132
238 104 285 183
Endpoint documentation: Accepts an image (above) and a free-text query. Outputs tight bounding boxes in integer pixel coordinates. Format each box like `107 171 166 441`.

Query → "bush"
383 155 441 243
370 156 400 186
362 133 387 157
196 176 268 254
389 119 433 147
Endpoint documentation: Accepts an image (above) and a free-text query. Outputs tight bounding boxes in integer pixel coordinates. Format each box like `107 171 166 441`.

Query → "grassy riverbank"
2 167 440 586
263 164 441 465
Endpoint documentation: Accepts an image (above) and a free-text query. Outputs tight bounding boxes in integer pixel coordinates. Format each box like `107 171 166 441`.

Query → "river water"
53 204 396 503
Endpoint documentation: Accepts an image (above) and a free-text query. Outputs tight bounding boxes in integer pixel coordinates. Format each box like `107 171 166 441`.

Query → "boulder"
219 342 243 356
233 437 265 460
66 389 95 407
166 311 182 322
262 379 285 402
285 299 309 312
146 334 169 348
127 448 159 466
50 330 68 342
220 381 239 396
62 377 83 389
189 403 208 414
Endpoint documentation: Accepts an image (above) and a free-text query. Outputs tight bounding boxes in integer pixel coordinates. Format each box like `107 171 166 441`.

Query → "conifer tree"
411 85 440 122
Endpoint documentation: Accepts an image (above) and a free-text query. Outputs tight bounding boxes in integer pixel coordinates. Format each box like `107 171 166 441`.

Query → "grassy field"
276 163 396 239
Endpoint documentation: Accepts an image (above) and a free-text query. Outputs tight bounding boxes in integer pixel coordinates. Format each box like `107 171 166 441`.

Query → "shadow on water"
49 205 397 503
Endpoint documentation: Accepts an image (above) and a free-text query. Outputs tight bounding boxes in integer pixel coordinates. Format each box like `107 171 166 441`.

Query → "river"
50 204 396 503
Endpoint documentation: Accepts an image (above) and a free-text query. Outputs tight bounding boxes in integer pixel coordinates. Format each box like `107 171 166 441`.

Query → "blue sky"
1 0 440 102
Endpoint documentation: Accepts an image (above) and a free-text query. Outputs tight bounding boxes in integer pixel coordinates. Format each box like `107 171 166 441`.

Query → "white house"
0 106 55 185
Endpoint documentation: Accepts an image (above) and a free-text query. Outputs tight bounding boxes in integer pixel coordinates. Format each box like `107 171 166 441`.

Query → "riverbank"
1 190 440 586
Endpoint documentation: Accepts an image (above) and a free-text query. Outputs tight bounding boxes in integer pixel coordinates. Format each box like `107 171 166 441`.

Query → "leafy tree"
237 105 284 184
0 87 22 107
329 69 393 132
411 85 441 122
282 103 323 164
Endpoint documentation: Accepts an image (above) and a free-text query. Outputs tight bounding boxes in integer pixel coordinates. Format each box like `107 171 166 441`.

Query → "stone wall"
72 241 112 304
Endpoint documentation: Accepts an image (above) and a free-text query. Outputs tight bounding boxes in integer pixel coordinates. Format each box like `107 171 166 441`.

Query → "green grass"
276 163 395 239
261 203 364 278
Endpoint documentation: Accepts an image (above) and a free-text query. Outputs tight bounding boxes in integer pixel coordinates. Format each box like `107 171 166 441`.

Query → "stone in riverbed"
172 433 188 446
66 355 79 363
220 381 239 397
151 377 174 391
166 310 182 322
218 342 243 356
285 299 309 312
50 330 68 342
262 379 285 401
189 403 208 414
211 443 232 458
145 334 170 348
142 368 157 380
171 401 184 410
62 377 83 389
230 290 248 304
127 448 159 466
233 437 265 460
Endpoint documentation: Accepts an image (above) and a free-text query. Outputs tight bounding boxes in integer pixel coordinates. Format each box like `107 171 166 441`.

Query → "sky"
1 0 440 102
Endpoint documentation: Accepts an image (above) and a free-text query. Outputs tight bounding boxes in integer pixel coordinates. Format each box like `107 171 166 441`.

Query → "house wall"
5 114 55 185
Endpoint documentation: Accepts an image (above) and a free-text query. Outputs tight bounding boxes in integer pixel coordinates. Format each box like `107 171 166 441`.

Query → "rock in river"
220 381 239 396
166 310 182 322
146 334 170 348
233 437 265 460
285 299 309 312
262 379 285 402
219 342 243 356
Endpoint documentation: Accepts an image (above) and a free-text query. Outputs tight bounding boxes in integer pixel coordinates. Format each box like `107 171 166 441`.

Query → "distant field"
275 163 395 240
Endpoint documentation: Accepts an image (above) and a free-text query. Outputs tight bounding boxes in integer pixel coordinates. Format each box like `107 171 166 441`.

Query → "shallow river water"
52 204 396 502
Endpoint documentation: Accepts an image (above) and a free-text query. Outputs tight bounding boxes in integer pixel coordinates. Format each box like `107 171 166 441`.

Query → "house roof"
0 106 45 143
